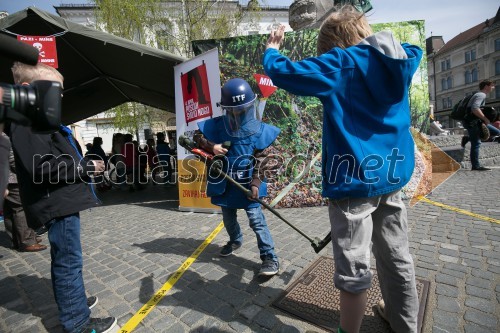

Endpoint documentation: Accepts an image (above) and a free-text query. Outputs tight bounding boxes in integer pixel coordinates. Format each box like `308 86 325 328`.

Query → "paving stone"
435 273 459 286
465 276 492 289
438 255 458 264
432 309 461 331
435 284 459 298
437 295 461 313
463 309 498 329
465 285 494 299
464 297 495 313
253 310 279 330
464 323 498 333
239 304 262 321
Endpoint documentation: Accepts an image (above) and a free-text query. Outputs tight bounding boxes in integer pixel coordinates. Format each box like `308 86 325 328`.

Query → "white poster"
174 48 222 212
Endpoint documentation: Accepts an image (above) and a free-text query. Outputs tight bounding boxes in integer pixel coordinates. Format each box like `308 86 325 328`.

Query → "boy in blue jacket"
263 5 423 333
194 78 280 277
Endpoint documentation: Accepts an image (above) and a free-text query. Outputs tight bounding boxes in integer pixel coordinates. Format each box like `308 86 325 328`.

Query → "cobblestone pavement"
0 168 499 333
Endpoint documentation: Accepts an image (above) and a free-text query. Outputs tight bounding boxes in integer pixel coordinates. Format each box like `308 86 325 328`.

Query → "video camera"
0 34 61 133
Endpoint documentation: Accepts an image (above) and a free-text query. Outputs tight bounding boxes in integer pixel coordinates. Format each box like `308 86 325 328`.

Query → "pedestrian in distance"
263 5 422 333
460 79 496 170
87 137 110 192
7 61 116 333
194 78 281 277
156 132 173 185
146 138 160 184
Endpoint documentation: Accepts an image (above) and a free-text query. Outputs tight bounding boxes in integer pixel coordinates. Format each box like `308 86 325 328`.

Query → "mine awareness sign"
181 63 213 125
17 35 59 68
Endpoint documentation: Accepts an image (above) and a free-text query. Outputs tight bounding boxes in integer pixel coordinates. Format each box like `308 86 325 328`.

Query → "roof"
436 8 500 55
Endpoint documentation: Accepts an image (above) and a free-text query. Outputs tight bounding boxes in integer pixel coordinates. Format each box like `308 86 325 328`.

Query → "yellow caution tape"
119 222 225 333
417 196 500 224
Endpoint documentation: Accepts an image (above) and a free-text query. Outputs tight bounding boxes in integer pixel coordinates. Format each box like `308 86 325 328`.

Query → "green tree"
91 0 258 134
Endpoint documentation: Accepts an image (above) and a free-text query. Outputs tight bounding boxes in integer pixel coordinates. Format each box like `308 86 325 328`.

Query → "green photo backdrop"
192 21 429 208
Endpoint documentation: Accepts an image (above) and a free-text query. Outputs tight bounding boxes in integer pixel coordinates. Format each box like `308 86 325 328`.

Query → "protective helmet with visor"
219 78 261 137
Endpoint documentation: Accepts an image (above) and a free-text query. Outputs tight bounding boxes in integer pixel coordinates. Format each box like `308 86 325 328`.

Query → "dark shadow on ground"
0 275 64 332
0 230 11 249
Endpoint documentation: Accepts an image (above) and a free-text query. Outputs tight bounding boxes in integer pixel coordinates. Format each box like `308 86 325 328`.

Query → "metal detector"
178 135 331 253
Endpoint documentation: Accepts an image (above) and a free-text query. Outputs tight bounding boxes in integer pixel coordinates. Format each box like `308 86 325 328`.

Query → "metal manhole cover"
273 256 429 332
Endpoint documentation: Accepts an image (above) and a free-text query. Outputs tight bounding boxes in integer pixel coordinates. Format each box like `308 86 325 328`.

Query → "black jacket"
8 123 100 229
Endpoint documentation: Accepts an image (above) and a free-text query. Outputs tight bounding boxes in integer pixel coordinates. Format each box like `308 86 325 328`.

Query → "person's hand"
248 185 259 200
266 25 285 50
213 144 228 156
92 160 105 174
4 189 8 198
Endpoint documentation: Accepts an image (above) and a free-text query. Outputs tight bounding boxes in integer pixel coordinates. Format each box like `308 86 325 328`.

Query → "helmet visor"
222 98 261 138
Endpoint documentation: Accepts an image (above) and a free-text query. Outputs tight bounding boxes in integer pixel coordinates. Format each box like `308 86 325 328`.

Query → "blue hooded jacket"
263 31 423 199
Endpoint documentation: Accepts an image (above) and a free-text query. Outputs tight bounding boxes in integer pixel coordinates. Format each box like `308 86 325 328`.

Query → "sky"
0 0 498 42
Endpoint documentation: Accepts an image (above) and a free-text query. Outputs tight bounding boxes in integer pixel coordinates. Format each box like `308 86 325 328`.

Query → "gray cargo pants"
328 190 418 333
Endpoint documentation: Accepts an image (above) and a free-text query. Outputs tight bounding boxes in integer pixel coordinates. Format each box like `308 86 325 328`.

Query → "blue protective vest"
198 116 280 209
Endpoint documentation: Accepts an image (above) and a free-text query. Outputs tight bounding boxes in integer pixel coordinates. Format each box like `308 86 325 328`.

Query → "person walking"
194 78 281 277
7 61 116 333
263 5 422 332
461 80 496 170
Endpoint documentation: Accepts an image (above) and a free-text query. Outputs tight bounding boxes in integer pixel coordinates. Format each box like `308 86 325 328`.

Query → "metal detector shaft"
216 170 316 244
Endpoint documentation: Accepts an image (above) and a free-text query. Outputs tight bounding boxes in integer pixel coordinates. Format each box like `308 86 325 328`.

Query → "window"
441 78 446 90
496 38 500 51
441 59 450 71
447 77 452 89
496 60 500 75
465 49 476 63
471 68 478 82
448 97 452 108
442 98 447 109
465 70 471 84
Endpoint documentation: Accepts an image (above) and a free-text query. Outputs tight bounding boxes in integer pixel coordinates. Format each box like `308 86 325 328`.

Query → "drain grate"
273 256 429 332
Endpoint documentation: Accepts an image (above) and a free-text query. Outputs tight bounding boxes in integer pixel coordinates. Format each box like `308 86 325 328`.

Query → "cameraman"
7 62 117 333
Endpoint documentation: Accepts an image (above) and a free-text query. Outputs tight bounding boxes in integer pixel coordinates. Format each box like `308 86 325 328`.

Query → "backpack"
450 94 475 120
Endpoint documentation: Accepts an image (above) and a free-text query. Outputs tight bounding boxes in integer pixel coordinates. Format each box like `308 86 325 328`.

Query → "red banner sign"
181 63 213 124
254 74 277 98
17 35 58 68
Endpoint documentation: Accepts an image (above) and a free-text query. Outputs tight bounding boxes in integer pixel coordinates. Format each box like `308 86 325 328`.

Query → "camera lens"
13 85 37 111
0 83 36 113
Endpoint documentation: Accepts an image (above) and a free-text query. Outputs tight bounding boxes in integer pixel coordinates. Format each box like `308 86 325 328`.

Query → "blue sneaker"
259 259 279 276
219 241 242 257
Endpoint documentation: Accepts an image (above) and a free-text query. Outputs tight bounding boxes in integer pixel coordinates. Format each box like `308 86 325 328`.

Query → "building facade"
426 8 500 129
